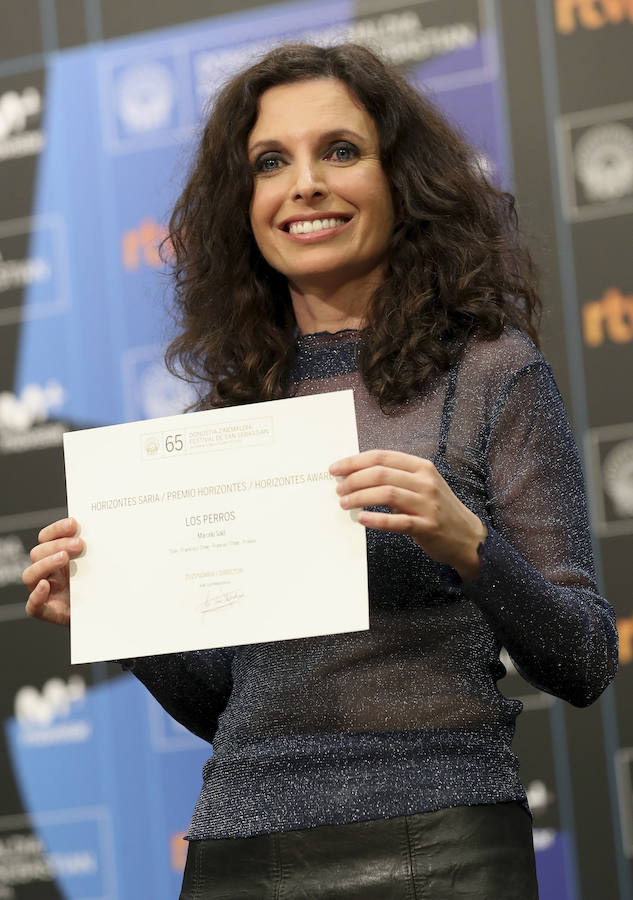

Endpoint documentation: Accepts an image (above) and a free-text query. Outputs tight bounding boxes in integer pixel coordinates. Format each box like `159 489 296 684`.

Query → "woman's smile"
282 214 352 241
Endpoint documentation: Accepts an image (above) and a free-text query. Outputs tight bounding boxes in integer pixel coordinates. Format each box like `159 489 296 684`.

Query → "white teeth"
288 218 347 235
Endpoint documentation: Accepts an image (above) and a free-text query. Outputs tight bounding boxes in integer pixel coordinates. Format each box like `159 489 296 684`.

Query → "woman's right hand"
22 517 84 627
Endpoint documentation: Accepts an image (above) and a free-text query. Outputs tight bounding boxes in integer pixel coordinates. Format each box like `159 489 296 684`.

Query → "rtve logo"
556 0 633 33
582 287 633 346
122 218 170 270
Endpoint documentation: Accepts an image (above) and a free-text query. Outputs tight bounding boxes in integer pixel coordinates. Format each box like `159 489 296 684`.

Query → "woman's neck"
288 270 383 336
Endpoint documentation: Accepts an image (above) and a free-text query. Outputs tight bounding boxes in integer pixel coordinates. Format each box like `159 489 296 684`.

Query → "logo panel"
585 422 633 536
0 78 44 163
557 102 633 221
100 53 193 154
0 216 70 327
0 808 115 900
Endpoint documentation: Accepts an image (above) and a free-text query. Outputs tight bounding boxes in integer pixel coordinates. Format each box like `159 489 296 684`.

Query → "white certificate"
63 390 368 664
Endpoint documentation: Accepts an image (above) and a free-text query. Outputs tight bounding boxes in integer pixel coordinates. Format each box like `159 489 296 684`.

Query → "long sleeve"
460 358 618 706
121 647 234 743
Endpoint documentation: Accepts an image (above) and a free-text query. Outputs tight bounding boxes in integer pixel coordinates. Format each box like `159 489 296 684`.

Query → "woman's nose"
291 161 328 201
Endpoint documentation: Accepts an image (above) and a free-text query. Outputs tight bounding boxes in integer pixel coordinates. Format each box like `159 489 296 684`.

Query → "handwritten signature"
200 588 244 613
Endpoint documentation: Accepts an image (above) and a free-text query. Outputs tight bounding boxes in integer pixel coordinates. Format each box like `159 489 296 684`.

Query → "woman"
23 43 617 899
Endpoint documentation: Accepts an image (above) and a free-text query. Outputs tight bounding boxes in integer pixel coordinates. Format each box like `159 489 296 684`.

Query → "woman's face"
248 78 394 293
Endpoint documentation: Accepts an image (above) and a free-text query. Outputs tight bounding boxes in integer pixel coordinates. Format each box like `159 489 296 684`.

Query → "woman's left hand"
329 450 488 583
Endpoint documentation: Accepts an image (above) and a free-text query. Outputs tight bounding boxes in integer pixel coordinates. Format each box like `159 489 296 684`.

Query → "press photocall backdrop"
0 1 631 897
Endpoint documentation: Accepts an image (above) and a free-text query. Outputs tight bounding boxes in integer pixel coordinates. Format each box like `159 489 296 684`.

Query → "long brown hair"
165 43 541 410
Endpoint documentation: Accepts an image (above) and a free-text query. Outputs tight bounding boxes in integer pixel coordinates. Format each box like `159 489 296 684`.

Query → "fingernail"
329 463 340 475
68 538 80 549
56 551 65 562
340 497 349 508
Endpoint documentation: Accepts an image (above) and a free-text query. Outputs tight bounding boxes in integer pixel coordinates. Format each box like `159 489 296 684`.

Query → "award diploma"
63 390 368 664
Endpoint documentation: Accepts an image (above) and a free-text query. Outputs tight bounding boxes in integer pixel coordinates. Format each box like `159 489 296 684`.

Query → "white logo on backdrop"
194 6 482 110
0 87 44 161
14 676 92 745
586 423 633 536
0 381 66 453
0 250 52 294
116 62 176 133
0 535 30 589
0 381 64 432
575 122 633 202
603 439 633 517
0 808 113 897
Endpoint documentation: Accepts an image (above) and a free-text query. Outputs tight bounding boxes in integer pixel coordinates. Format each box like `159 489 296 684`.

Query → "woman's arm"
121 648 234 743
459 359 618 706
331 358 618 707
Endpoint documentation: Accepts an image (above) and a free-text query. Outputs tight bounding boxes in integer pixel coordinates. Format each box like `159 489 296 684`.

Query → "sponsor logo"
557 103 633 221
14 676 92 746
585 423 633 536
0 535 30 590
0 832 97 895
583 287 633 346
556 0 633 33
0 86 44 161
618 613 633 665
603 439 633 516
122 218 170 270
116 62 176 134
0 381 66 453
0 215 69 326
103 55 188 152
574 123 633 202
170 832 187 872
0 249 52 295
194 1 484 110
0 810 113 899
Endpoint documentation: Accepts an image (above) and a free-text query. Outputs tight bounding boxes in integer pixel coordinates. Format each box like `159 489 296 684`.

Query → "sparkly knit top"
124 327 618 840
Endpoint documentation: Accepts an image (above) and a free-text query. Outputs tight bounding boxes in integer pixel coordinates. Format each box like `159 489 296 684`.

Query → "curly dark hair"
165 42 541 410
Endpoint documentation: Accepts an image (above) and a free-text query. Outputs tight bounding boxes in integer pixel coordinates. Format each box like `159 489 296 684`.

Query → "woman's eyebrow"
248 129 367 155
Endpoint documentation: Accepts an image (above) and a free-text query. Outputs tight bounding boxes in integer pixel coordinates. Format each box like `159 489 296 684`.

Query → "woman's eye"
326 142 359 162
254 154 283 174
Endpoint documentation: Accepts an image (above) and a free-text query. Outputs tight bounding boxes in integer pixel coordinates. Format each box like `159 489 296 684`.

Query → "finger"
22 551 68 589
336 465 420 497
25 581 70 626
339 486 424 514
25 579 50 616
30 536 83 564
355 510 421 535
330 450 432 476
38 517 77 543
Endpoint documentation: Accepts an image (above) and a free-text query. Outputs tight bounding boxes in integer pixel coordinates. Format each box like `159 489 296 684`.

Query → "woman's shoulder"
460 326 547 387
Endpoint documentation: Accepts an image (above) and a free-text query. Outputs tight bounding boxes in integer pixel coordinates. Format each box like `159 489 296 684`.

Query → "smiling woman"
23 42 618 900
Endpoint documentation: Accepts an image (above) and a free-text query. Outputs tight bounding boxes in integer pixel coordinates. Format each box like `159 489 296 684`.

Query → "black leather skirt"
179 802 539 899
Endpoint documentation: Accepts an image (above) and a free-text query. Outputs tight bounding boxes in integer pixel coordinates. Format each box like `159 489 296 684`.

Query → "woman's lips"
281 218 352 242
